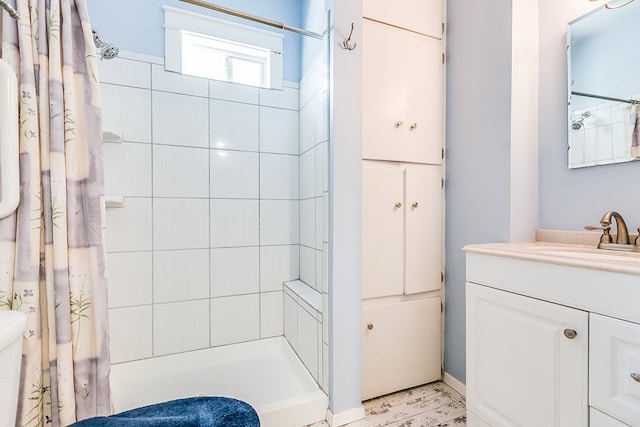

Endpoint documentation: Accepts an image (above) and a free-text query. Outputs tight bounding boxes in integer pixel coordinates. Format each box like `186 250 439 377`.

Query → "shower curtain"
0 0 111 425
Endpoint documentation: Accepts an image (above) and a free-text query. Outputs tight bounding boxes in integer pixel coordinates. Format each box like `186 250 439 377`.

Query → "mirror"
567 0 640 168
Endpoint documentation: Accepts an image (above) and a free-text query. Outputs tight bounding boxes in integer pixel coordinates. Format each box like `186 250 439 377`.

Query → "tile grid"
103 53 309 362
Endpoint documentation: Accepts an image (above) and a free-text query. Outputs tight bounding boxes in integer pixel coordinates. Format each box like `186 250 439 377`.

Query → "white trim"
443 371 466 397
163 5 283 89
326 405 366 426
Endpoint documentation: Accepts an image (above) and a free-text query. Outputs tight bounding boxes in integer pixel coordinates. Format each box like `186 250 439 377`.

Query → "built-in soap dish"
102 129 123 143
105 196 124 208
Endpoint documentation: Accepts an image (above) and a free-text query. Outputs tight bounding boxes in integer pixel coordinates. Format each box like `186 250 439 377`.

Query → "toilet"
0 310 27 427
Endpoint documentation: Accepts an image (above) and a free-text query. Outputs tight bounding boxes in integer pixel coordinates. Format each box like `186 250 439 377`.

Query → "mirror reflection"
567 0 640 168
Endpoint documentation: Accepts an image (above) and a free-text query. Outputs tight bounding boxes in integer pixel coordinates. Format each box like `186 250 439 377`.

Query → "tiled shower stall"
100 44 329 390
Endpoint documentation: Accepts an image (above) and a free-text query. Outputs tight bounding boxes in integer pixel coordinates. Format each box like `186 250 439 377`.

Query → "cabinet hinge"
442 22 445 34
441 302 444 313
442 53 445 64
441 178 444 189
441 272 444 283
441 148 445 160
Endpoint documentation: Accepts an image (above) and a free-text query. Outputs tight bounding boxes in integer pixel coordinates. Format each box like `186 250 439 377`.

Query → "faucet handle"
584 225 613 244
635 227 640 246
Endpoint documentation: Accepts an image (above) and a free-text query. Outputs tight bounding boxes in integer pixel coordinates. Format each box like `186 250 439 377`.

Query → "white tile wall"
260 154 299 200
260 245 299 292
99 57 151 89
260 200 300 245
210 150 259 199
210 294 260 346
153 249 210 303
210 247 259 297
210 199 259 247
210 100 259 151
103 142 152 197
153 198 210 250
102 52 328 380
260 107 300 155
106 252 152 308
105 198 152 252
154 300 210 356
153 145 209 198
210 80 259 104
153 91 209 148
152 64 208 97
260 291 284 338
109 305 153 363
101 84 151 143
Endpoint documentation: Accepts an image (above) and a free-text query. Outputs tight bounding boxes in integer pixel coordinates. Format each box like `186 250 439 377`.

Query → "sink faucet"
600 211 630 245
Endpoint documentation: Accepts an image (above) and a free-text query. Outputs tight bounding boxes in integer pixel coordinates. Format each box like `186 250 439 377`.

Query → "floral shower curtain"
0 0 111 425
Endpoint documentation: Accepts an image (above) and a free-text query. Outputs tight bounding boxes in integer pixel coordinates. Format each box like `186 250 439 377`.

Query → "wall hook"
342 22 357 50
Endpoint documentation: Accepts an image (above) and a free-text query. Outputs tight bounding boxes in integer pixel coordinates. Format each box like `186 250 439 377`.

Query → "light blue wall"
444 0 513 383
539 1 640 232
86 0 302 81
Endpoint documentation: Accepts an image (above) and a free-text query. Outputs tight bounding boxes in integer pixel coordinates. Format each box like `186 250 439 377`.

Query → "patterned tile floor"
308 381 466 427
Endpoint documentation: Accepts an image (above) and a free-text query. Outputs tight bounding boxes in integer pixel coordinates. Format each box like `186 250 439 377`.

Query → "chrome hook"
342 22 357 51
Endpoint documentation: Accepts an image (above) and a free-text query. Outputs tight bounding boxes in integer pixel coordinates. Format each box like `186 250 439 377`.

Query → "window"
164 6 284 89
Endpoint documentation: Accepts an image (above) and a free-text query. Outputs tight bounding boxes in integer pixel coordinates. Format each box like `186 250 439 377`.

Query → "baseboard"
443 372 466 397
326 405 366 426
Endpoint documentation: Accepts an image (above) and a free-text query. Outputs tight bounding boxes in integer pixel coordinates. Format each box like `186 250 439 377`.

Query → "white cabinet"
363 0 443 38
362 19 443 165
361 161 442 299
466 283 589 427
465 242 640 427
590 314 640 426
362 297 441 400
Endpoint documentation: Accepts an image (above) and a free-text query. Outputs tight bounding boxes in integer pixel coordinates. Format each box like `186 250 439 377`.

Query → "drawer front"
590 313 640 426
590 407 628 427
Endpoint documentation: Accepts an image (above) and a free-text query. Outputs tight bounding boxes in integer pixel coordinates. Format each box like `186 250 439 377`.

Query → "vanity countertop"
463 229 640 276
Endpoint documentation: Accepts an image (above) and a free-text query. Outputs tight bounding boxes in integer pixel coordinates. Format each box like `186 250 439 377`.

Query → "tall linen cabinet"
360 0 446 401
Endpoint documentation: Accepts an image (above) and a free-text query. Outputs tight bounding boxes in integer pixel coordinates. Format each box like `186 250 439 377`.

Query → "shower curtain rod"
572 91 640 105
0 0 20 19
178 0 323 40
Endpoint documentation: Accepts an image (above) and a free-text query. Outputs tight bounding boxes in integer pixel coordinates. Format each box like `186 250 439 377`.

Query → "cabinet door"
363 0 443 38
466 283 589 427
404 164 441 295
362 163 404 298
590 408 629 427
405 34 443 165
362 297 441 400
590 314 640 426
363 20 443 164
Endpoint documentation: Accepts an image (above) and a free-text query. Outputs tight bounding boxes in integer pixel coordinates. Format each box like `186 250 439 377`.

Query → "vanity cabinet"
361 161 442 299
361 296 442 400
590 314 640 426
466 283 589 426
363 0 443 39
465 243 640 427
362 19 443 165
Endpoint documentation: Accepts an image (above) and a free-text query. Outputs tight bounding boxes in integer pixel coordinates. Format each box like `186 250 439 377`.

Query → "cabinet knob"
367 323 374 330
410 123 418 131
395 121 404 128
631 373 640 382
412 202 419 209
563 329 577 340
395 202 402 208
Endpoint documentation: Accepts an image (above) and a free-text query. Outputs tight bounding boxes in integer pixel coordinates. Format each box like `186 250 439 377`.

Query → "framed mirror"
567 0 640 169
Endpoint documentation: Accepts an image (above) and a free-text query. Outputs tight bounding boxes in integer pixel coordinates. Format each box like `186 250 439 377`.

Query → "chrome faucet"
600 211 630 245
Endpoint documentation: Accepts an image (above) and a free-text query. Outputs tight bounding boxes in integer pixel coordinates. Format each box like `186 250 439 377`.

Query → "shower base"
109 337 328 427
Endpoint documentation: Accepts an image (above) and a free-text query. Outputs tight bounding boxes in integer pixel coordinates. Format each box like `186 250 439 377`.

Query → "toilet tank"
0 310 27 427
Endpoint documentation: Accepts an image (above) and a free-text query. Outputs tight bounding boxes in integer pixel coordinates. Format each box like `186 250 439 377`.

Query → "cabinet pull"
563 329 577 340
395 121 404 128
395 202 402 208
412 202 419 209
367 323 374 330
631 373 640 382
410 123 418 131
